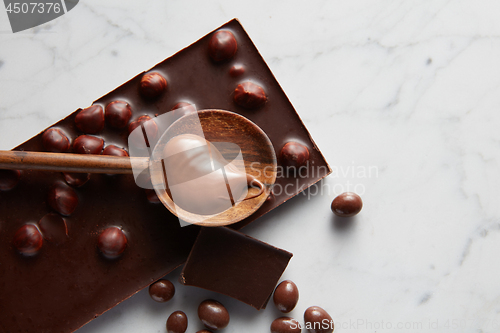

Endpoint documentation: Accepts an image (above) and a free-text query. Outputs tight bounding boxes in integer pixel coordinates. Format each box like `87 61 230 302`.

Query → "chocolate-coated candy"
63 172 90 187
12 224 43 256
196 331 213 333
149 279 175 302
233 81 267 108
105 101 132 128
281 142 310 169
73 135 104 155
0 169 21 191
145 189 160 204
271 317 301 333
75 105 105 134
304 306 334 333
98 227 127 259
273 280 299 313
198 299 229 330
47 182 78 216
140 72 167 99
166 311 188 333
229 64 245 77
102 145 129 157
38 213 68 245
42 128 70 153
208 30 237 62
331 192 363 217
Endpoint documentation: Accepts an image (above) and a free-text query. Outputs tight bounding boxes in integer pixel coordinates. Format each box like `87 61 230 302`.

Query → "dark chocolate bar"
180 227 293 309
0 18 330 333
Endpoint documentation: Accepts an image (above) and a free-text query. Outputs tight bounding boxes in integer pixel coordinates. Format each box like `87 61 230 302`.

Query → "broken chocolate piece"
180 227 292 310
166 311 188 333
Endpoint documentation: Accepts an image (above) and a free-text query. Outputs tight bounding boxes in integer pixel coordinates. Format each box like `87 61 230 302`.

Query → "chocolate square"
180 227 292 309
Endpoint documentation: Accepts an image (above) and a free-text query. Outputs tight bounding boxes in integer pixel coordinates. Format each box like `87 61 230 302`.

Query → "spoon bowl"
149 109 277 227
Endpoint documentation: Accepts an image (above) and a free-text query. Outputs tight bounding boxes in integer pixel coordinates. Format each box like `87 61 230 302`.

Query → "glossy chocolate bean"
75 105 105 134
166 311 188 333
303 306 334 333
273 280 299 313
47 182 78 216
233 81 267 109
0 169 21 191
73 135 104 155
98 227 127 259
198 299 229 330
208 30 237 62
105 101 132 128
280 142 310 169
271 317 301 333
38 213 68 245
140 72 167 99
13 224 43 256
149 279 175 302
42 128 70 153
196 331 213 333
331 192 363 217
102 145 129 157
63 172 90 187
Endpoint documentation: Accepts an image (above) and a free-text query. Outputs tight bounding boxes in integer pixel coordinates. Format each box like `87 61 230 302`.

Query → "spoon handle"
0 150 149 174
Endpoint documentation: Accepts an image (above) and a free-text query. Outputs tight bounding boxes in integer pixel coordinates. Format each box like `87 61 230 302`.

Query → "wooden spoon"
0 110 277 226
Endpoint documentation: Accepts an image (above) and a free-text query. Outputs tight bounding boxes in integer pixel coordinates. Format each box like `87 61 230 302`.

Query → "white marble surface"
1 1 500 332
